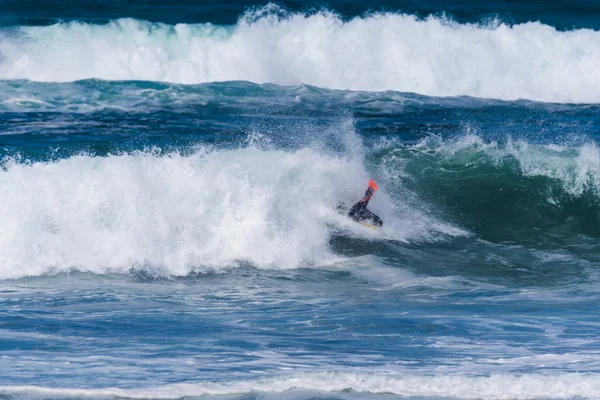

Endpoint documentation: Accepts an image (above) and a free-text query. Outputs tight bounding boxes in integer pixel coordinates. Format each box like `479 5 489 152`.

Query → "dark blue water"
1 2 600 399
3 0 600 29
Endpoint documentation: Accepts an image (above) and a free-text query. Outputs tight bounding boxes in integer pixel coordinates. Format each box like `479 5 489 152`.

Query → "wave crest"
1 7 599 102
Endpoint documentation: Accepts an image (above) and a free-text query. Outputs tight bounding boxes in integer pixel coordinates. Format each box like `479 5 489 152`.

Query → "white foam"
1 8 600 102
2 372 600 399
0 141 463 279
0 148 339 278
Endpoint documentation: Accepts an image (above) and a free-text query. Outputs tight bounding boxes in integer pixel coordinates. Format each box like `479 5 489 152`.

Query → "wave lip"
2 372 600 399
1 7 600 103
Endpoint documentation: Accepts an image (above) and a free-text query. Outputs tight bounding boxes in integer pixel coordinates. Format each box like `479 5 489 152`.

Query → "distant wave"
1 6 599 103
2 371 600 399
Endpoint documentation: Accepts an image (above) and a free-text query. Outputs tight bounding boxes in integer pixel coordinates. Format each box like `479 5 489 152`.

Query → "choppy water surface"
1 1 600 399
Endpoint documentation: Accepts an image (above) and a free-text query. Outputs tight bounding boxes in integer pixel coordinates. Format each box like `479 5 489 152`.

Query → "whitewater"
1 6 600 102
0 121 473 279
4 373 600 399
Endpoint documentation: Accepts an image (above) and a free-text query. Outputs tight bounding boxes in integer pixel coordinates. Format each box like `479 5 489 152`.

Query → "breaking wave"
0 133 464 279
1 6 600 102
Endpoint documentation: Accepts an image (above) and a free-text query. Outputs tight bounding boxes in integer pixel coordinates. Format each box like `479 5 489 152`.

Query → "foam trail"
1 8 600 102
2 372 600 399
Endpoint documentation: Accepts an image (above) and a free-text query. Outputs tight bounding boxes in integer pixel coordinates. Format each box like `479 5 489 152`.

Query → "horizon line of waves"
1 371 600 399
1 6 600 103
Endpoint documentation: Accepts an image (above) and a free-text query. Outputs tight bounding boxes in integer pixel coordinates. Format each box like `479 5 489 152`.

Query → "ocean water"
1 1 600 399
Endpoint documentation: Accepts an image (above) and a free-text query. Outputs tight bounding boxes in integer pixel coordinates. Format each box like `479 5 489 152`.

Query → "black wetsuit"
348 187 383 227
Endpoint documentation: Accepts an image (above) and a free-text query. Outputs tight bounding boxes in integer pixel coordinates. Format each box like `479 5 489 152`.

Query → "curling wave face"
375 134 600 241
1 6 600 102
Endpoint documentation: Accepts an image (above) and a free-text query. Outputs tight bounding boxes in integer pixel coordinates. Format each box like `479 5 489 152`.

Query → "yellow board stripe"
360 222 380 230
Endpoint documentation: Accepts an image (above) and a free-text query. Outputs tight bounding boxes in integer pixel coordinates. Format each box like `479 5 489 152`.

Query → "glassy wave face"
1 2 600 400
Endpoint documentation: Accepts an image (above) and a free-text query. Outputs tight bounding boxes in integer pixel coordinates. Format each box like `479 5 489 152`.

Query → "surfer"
348 179 383 227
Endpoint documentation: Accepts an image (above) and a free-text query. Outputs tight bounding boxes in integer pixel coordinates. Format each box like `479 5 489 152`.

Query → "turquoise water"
1 2 600 399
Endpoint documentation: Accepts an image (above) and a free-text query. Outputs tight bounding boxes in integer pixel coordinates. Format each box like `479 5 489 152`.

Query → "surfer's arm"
359 180 379 206
359 187 375 206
